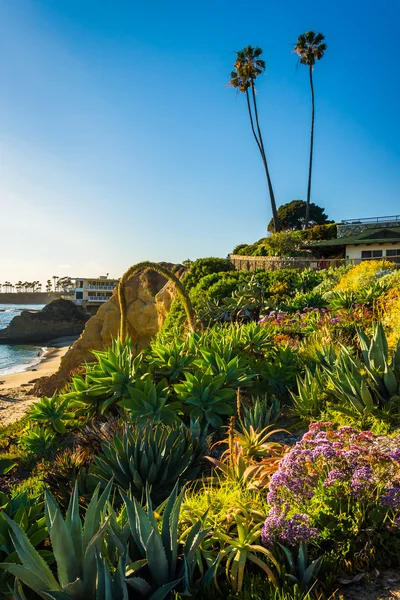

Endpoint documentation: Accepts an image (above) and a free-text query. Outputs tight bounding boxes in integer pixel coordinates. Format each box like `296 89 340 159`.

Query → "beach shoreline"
0 345 69 427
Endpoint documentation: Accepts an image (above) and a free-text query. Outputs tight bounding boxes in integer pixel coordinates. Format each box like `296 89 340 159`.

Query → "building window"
76 291 83 300
361 250 382 259
386 249 400 257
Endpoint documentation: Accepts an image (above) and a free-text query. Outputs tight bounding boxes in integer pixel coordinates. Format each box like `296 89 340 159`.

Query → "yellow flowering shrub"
377 285 400 347
334 260 395 292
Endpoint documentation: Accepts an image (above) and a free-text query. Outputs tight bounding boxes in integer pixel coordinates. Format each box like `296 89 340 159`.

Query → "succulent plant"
148 338 194 381
237 393 281 432
279 542 323 591
63 337 144 417
19 426 56 454
90 423 203 504
118 376 184 425
0 491 48 595
0 483 116 600
28 394 74 434
122 483 210 598
174 372 236 429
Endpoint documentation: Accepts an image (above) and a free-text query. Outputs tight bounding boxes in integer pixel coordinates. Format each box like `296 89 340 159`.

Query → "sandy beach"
0 346 69 427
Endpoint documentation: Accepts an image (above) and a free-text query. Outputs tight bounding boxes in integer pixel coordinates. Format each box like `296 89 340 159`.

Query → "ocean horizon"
0 304 46 376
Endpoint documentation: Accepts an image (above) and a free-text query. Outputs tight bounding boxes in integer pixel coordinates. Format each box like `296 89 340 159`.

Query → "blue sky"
0 0 399 284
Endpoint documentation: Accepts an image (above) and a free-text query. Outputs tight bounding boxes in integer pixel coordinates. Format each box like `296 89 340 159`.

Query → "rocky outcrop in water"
33 264 185 396
0 299 89 344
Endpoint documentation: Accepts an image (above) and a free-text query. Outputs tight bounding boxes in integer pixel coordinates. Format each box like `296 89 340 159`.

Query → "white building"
307 216 400 264
74 276 119 313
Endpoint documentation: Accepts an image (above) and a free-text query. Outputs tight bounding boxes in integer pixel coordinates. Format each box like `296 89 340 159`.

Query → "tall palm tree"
294 31 326 229
229 46 280 233
52 276 59 292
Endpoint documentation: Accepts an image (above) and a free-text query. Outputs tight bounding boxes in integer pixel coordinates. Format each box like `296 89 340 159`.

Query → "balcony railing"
87 296 111 302
86 285 116 290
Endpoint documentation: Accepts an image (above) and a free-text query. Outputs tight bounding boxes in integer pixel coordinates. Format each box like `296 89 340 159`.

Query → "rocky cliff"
34 264 184 396
0 299 89 344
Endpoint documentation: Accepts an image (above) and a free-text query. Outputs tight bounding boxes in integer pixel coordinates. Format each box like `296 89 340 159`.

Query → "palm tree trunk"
305 65 315 229
250 83 280 233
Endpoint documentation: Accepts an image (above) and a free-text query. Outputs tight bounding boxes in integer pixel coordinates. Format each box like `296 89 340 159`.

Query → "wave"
0 347 47 377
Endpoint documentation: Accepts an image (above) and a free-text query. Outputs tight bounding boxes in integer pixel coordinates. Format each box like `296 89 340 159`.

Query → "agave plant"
208 518 279 593
118 376 184 425
19 426 56 453
237 322 273 357
292 366 327 419
28 394 74 434
0 491 48 595
324 289 355 310
148 338 194 381
207 419 285 490
261 346 298 396
232 424 289 461
325 325 400 417
174 372 236 429
0 483 116 600
63 337 144 417
237 394 281 432
279 543 323 591
90 423 202 504
325 349 377 417
121 483 210 598
355 280 387 306
194 350 255 388
358 323 400 402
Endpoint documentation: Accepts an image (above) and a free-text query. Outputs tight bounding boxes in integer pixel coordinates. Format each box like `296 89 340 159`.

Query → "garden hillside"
1 258 400 599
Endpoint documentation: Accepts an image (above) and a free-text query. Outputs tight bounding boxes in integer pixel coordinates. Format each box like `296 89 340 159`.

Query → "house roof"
304 227 400 249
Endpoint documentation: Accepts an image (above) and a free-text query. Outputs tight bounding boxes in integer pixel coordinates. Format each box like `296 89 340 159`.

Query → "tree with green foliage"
268 200 331 232
229 46 280 233
294 31 327 229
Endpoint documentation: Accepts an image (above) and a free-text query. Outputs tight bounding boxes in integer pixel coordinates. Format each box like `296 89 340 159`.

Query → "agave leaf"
0 459 18 475
145 529 169 588
65 485 83 568
1 514 59 591
149 577 183 600
1 562 58 595
126 576 153 595
48 510 79 588
160 484 179 577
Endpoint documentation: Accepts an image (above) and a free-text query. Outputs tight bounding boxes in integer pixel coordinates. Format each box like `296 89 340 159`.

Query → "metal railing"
87 296 111 302
86 285 116 290
341 215 400 225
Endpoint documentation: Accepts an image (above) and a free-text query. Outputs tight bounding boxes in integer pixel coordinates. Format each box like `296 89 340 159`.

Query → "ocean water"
0 304 46 376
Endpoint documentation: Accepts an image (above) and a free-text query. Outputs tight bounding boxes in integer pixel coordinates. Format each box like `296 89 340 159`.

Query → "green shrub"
183 257 235 290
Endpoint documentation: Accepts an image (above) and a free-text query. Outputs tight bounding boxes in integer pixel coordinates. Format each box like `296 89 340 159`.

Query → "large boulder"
0 299 89 344
34 264 185 396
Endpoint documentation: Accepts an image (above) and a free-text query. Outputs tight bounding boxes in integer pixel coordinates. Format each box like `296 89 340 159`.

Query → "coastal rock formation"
34 264 184 396
0 299 89 344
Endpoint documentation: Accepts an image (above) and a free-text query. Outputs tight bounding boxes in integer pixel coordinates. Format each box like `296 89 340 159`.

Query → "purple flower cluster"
261 511 318 549
381 485 400 510
351 467 374 497
262 423 400 550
